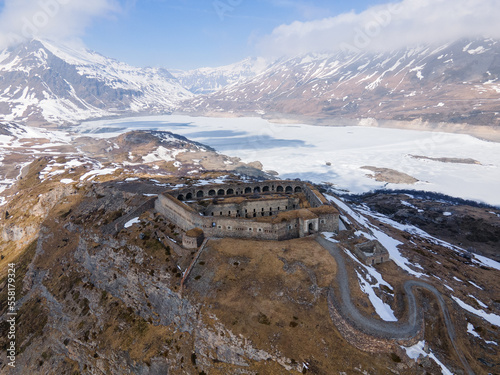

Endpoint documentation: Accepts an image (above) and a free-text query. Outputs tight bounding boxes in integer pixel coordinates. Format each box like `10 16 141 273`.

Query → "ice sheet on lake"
78 114 500 206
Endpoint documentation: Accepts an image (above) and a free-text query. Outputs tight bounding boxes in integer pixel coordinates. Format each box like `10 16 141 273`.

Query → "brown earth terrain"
0 157 498 373
361 167 419 185
409 155 482 165
356 192 500 262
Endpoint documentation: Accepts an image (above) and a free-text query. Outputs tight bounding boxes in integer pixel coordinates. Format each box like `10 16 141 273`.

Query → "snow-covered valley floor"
78 115 500 207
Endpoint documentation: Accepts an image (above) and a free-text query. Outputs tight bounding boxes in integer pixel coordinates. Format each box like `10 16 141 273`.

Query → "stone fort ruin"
353 240 390 266
155 180 340 243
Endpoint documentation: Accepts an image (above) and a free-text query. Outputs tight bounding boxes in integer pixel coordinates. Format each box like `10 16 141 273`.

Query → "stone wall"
326 289 423 353
173 180 307 201
318 213 339 232
303 184 326 208
155 194 204 231
202 217 284 241
353 240 390 265
201 197 299 219
109 197 156 234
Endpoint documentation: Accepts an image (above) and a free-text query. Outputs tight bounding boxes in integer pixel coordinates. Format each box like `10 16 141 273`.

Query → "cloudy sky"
0 0 498 69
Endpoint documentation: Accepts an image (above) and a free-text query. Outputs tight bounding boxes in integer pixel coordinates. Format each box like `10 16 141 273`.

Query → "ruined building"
155 180 340 243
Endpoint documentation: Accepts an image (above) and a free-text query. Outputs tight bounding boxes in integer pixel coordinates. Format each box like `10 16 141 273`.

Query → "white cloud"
0 0 122 48
257 0 500 57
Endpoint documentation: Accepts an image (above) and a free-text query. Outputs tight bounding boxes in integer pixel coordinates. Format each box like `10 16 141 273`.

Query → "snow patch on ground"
143 146 186 163
452 296 500 326
124 217 141 229
80 168 118 181
355 270 397 322
468 295 488 309
467 323 498 346
471 253 500 271
401 200 418 209
322 233 339 242
328 194 424 277
467 323 480 338
402 341 453 375
194 176 231 185
468 281 483 290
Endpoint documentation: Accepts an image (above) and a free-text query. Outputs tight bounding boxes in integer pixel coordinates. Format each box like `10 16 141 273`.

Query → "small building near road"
353 240 390 265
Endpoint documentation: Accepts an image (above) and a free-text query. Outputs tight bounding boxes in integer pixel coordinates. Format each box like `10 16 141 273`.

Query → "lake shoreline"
173 111 500 143
76 114 500 206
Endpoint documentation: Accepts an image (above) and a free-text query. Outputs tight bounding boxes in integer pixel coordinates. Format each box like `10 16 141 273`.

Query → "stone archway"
294 186 302 193
218 189 225 196
196 190 204 198
276 186 284 192
177 194 184 201
227 188 234 195
254 187 261 193
186 192 193 200
244 187 252 194
262 186 270 192
285 186 293 193
208 190 216 196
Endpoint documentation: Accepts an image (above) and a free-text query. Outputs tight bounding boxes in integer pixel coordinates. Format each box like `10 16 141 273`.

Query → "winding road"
316 236 474 375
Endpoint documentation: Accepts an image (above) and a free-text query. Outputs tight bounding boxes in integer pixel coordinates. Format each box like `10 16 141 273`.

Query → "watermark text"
6 263 17 368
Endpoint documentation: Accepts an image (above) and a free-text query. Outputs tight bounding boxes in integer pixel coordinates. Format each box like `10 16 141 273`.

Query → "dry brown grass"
185 237 414 374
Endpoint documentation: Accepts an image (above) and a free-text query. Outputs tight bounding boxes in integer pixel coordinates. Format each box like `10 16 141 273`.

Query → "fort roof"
309 205 339 215
208 195 290 205
185 228 204 237
161 193 199 214
212 196 247 204
256 208 318 223
305 183 329 204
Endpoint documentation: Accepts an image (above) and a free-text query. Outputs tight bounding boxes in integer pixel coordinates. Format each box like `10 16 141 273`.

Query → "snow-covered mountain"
0 39 193 125
171 57 269 95
188 39 500 126
3 38 499 127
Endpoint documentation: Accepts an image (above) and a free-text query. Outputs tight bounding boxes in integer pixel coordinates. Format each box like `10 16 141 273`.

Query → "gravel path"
316 236 474 375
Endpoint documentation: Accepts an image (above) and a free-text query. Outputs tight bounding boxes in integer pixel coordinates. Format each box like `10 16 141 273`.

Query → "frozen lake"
78 115 500 207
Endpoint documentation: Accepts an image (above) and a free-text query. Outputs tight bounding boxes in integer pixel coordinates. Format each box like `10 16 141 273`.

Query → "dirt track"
316 236 474 375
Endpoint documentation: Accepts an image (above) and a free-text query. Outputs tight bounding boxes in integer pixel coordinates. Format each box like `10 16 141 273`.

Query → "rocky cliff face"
187 38 500 126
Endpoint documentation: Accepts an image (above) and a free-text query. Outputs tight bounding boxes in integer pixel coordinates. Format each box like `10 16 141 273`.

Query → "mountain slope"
187 39 500 126
171 57 269 95
0 154 499 373
0 39 193 125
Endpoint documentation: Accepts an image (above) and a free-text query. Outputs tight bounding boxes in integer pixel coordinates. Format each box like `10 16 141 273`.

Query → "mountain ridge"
170 57 269 95
0 39 193 125
0 37 499 130
185 38 500 127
